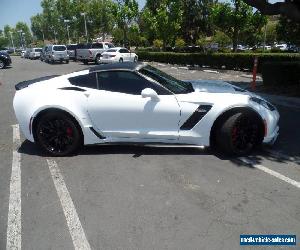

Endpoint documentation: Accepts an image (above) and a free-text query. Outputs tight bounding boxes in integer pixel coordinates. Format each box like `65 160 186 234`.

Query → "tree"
112 0 139 46
277 17 300 46
243 0 300 22
212 1 266 51
15 22 32 47
181 0 214 44
141 0 183 48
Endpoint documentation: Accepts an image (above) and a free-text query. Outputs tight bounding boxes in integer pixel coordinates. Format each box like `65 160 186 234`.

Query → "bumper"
51 55 69 61
101 58 118 64
263 125 279 145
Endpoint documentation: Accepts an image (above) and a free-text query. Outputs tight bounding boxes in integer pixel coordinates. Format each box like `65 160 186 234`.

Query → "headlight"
250 97 276 111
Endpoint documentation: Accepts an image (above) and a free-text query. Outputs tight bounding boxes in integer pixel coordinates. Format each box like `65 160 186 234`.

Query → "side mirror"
141 88 159 101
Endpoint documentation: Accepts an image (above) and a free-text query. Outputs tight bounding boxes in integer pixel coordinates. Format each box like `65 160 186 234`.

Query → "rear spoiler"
15 75 59 90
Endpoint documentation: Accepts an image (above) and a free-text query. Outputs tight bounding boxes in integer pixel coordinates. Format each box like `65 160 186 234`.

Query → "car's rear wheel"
0 59 5 69
66 60 69 64
119 58 123 63
95 55 101 65
215 112 262 156
35 112 82 156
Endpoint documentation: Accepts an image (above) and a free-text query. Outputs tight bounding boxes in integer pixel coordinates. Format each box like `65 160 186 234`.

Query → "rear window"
34 49 42 52
68 73 97 89
53 46 66 51
67 45 77 50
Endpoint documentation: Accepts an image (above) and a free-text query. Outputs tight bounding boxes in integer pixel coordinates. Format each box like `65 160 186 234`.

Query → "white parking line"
239 157 300 189
7 124 22 250
47 159 91 250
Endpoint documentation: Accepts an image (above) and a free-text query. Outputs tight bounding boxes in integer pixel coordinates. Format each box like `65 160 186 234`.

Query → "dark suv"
0 50 12 69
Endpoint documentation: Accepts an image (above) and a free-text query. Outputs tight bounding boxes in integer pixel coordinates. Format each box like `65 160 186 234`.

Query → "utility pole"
9 31 15 53
64 19 71 44
81 12 88 43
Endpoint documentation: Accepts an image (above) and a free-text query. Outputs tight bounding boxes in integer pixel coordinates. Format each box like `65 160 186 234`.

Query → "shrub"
262 61 300 86
137 51 300 73
175 38 186 48
153 39 163 49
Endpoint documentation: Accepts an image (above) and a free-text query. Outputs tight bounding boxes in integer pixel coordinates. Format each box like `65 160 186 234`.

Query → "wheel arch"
209 106 265 148
32 107 84 144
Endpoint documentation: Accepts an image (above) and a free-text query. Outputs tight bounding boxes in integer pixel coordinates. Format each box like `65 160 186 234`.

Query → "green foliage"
212 1 266 49
262 62 300 86
175 38 185 48
137 51 300 73
211 31 231 48
0 36 9 48
153 39 163 49
141 0 183 48
277 17 300 46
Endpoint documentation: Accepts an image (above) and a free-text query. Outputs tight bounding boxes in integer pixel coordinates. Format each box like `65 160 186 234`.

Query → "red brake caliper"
66 127 73 137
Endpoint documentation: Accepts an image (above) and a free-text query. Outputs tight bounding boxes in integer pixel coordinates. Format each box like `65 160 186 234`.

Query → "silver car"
29 48 42 59
45 45 69 64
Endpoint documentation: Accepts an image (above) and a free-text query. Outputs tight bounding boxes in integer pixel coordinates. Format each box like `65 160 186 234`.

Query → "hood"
187 80 248 94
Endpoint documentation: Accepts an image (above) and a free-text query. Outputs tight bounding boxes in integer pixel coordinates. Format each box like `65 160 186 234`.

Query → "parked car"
66 44 78 61
44 44 69 64
101 47 138 63
0 51 12 69
24 48 31 59
40 46 47 61
29 48 42 59
76 42 114 65
20 50 26 58
275 43 288 51
13 62 279 157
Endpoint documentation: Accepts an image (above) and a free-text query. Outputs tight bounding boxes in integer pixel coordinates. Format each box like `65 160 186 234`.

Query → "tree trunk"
233 0 240 52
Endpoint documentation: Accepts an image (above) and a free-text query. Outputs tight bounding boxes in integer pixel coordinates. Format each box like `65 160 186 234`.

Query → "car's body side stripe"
180 105 212 130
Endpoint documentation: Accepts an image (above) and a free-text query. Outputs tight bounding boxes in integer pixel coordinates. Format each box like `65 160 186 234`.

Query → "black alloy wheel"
216 112 262 155
36 112 82 156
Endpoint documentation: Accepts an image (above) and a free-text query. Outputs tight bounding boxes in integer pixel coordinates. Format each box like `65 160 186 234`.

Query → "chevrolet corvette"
13 63 279 156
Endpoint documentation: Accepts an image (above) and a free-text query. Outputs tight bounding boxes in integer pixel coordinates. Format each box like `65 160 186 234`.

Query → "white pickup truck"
76 42 115 64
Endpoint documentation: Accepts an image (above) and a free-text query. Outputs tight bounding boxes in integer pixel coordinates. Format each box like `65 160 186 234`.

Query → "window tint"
119 49 129 53
35 49 42 52
67 45 77 50
106 49 117 52
92 43 103 49
69 73 97 89
53 46 66 51
97 71 170 95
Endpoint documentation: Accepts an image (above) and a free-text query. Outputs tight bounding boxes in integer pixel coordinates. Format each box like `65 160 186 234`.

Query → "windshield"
53 46 66 51
139 65 194 94
106 49 117 52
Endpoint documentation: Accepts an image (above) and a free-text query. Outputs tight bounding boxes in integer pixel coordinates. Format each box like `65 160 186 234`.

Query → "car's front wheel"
35 112 82 156
0 59 5 69
215 112 263 156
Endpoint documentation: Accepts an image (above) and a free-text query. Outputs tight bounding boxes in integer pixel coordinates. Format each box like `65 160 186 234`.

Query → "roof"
89 62 145 73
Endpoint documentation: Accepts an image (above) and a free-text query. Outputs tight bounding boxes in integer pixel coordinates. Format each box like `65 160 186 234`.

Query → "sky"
0 0 280 31
0 0 146 30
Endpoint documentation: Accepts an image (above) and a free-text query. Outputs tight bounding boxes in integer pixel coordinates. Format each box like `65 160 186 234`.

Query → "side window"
97 71 171 95
68 73 97 89
119 49 129 53
92 43 103 49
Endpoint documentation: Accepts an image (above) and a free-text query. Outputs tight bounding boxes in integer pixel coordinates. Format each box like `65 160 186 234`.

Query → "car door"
119 48 130 61
86 70 181 142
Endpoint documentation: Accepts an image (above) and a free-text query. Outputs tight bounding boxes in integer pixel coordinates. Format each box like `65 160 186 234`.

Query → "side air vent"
180 105 212 130
89 127 106 139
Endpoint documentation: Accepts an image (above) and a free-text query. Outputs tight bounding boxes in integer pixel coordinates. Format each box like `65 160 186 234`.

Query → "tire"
215 112 262 156
83 60 88 65
134 56 138 63
35 112 82 156
119 58 123 63
95 55 101 65
66 60 69 64
0 59 5 69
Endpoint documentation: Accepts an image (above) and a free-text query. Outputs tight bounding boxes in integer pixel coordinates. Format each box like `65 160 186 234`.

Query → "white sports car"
13 63 279 156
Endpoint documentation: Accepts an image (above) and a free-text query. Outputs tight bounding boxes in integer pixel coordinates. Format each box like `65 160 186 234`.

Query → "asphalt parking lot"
0 57 300 250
